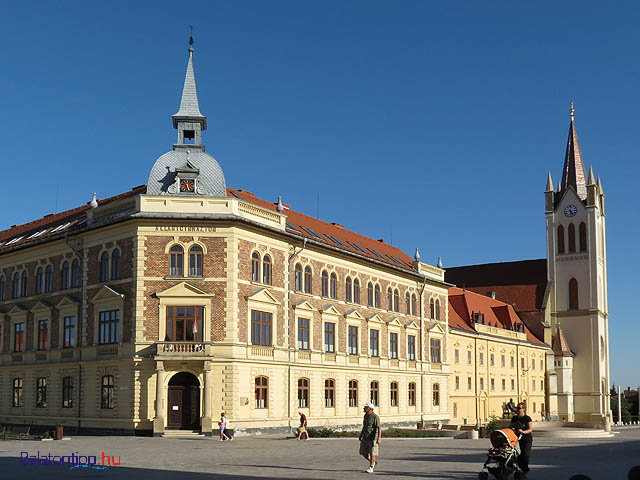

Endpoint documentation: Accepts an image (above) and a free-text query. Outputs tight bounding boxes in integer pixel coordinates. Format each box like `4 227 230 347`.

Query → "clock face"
180 179 194 193
564 205 578 217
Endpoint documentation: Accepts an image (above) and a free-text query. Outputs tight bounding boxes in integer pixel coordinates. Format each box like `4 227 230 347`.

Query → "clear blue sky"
2 1 638 388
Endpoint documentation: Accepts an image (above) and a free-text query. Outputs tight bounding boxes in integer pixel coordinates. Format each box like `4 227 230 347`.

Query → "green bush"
42 431 50 439
485 416 500 435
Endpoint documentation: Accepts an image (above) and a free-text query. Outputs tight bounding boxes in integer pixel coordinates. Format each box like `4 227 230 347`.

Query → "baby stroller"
479 427 523 480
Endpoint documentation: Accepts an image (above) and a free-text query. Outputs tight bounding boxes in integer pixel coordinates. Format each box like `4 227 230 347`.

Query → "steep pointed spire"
172 33 207 130
597 175 604 195
587 165 596 185
546 171 554 192
552 327 575 357
560 102 587 200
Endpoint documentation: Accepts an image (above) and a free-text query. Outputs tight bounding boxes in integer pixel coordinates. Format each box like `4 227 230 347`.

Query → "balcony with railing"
155 341 211 358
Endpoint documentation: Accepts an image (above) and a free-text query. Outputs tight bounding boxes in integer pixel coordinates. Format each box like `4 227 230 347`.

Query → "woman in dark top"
511 403 533 476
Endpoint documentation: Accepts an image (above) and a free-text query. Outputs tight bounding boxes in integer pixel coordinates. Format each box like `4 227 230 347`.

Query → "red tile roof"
552 328 575 357
445 259 548 311
0 186 147 254
448 286 546 346
0 186 420 274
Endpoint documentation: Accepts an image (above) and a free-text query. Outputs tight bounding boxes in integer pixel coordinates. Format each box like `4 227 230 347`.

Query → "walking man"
297 410 309 440
358 402 381 474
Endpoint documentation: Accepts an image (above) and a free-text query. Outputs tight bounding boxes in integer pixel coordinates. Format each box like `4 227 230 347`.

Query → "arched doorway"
167 372 201 430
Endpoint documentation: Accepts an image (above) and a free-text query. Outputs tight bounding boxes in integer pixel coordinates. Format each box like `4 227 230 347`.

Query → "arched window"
251 252 260 282
321 270 329 297
20 271 28 297
294 263 303 291
345 277 352 302
255 376 268 409
13 272 20 298
367 282 374 306
304 266 312 294
71 259 80 288
0 275 5 301
390 381 398 407
101 375 114 409
411 294 417 316
329 272 337 299
187 245 202 277
353 279 360 304
44 265 52 293
557 225 565 254
348 380 358 407
36 267 44 294
324 379 335 407
61 261 69 290
370 381 379 406
432 383 440 406
568 223 576 253
297 378 309 408
435 299 441 321
374 285 381 308
170 245 184 277
262 255 271 284
405 292 411 313
569 278 579 310
62 376 73 408
13 378 23 407
393 289 400 312
579 222 587 252
36 377 47 408
429 298 435 319
111 249 121 280
408 382 416 406
100 252 109 282
387 287 393 310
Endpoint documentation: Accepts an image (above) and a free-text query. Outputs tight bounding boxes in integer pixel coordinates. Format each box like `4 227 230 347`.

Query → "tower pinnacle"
559 102 587 201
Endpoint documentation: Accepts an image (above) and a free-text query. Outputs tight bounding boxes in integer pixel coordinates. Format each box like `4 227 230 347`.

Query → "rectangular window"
297 378 309 408
490 353 494 366
502 379 506 391
479 352 484 366
455 349 459 364
324 322 335 353
14 323 24 352
540 359 543 370
389 333 398 359
468 350 472 364
63 316 75 348
348 380 358 407
62 377 73 408
407 335 416 361
325 380 335 408
166 306 204 342
101 375 114 409
511 356 515 368
13 378 23 407
501 355 505 367
390 383 398 407
369 330 379 357
38 320 48 350
430 339 441 363
521 357 525 369
541 380 544 391
408 383 416 406
297 318 310 350
98 310 119 345
455 376 460 390
511 378 515 391
490 378 495 391
480 377 484 390
348 326 358 355
36 378 47 408
532 358 536 370
468 377 472 390
251 310 272 346
255 376 268 409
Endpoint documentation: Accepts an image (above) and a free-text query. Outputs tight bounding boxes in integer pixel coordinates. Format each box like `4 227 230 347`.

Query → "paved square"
1 428 638 479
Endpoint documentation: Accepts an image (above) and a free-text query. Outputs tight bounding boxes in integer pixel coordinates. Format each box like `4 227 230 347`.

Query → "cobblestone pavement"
1 428 638 480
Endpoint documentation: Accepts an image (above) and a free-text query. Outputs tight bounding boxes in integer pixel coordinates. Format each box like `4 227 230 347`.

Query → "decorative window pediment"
428 322 447 335
405 320 419 331
320 304 340 316
30 300 53 314
294 300 316 312
388 317 403 327
344 309 365 321
56 295 80 309
91 285 125 303
246 287 279 306
368 313 384 324
155 281 212 298
8 304 28 317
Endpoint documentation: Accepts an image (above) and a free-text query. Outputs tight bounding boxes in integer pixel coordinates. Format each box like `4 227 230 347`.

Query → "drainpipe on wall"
287 239 307 432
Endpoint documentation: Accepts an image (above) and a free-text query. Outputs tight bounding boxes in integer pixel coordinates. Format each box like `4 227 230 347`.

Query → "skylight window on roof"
76 218 87 227
386 255 405 266
367 248 386 260
6 236 24 245
27 228 49 239
325 234 346 247
230 191 243 199
347 241 367 253
51 222 73 233
286 222 301 233
299 226 323 240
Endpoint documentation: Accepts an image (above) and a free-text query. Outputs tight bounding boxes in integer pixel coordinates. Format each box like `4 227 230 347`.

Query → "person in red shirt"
297 411 309 440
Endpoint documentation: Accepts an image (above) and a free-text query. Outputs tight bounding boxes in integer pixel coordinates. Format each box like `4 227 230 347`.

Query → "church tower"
544 104 611 423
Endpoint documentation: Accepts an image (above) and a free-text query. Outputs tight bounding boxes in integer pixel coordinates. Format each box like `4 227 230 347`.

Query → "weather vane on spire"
189 25 194 52
570 101 575 120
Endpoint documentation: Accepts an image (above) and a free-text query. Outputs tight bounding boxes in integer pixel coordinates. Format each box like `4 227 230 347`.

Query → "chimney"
377 238 385 243
331 223 344 229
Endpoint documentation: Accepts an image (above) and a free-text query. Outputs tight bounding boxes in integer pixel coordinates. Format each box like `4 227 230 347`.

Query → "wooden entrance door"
168 387 184 429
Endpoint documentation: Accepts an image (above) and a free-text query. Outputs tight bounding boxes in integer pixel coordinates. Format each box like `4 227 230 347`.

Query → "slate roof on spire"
560 108 587 201
552 328 575 357
172 48 206 129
